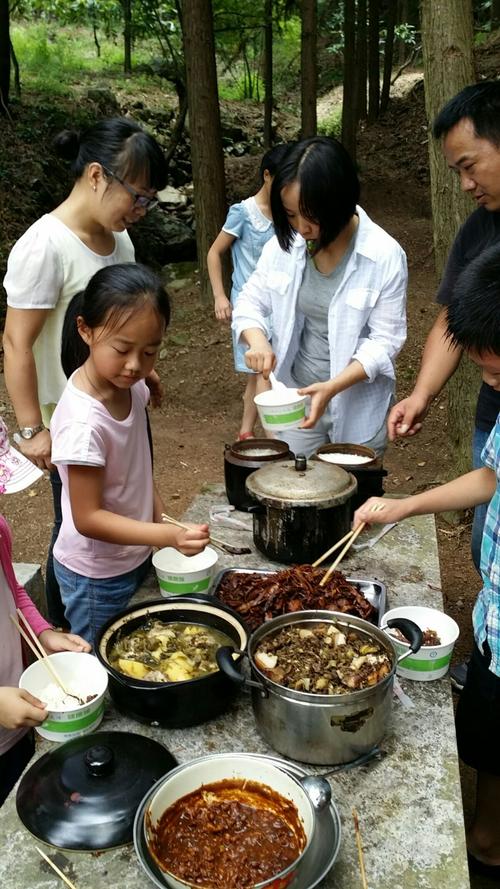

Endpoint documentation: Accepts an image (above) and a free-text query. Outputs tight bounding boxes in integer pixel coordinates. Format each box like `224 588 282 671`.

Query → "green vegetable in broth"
109 620 233 683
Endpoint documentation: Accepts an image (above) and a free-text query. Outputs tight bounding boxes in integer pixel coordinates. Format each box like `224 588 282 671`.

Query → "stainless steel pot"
217 610 422 765
245 455 358 564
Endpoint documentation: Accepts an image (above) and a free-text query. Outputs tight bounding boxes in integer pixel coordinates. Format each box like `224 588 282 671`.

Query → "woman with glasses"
2 117 167 628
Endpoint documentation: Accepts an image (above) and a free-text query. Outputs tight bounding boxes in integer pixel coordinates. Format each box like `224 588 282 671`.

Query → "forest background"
1 3 500 884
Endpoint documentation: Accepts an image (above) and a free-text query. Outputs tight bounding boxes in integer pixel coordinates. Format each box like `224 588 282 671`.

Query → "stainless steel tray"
210 567 387 626
133 753 341 889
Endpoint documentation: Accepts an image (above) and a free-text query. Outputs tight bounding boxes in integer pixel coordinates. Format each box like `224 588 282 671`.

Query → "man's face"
443 118 500 211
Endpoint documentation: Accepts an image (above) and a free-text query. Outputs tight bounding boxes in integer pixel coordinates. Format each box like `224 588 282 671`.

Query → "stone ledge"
13 562 46 615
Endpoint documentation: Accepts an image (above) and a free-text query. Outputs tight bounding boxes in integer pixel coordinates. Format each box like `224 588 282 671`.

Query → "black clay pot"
224 439 294 511
95 597 248 728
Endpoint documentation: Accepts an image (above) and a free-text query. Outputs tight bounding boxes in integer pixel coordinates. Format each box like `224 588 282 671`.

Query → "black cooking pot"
224 438 294 511
245 455 358 564
95 597 248 728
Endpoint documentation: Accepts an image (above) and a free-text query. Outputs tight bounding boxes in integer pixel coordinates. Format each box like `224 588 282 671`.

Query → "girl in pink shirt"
0 422 89 806
51 263 209 643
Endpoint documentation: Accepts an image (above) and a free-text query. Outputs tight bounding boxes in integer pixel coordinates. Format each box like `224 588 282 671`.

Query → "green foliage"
317 107 342 138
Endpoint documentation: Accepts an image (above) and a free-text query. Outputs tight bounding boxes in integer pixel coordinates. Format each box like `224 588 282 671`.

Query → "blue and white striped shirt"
474 421 500 676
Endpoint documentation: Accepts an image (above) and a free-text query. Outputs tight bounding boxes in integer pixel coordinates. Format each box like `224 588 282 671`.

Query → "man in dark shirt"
388 81 500 689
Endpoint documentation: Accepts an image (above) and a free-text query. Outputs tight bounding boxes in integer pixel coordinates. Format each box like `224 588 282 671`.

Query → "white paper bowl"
19 651 108 741
152 546 219 596
144 752 315 889
254 389 306 432
383 606 459 681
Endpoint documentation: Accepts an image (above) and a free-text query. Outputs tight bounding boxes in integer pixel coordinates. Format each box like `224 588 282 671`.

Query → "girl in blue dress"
207 145 289 440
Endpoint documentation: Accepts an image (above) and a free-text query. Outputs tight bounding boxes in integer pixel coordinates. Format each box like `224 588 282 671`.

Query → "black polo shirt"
437 207 500 432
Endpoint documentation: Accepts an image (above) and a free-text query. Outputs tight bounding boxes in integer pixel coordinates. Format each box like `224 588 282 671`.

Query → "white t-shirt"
50 376 153 578
4 214 135 421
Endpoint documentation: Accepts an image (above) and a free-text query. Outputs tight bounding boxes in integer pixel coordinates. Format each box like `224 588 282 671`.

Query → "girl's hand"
38 629 91 654
172 523 210 556
353 497 408 528
0 687 47 729
145 370 163 408
297 381 336 429
214 295 232 322
244 344 276 378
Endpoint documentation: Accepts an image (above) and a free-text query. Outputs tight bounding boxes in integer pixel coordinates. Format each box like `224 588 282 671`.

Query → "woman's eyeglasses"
102 166 159 211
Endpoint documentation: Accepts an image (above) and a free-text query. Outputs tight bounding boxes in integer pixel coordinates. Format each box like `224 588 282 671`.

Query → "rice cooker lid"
246 455 357 508
16 731 177 850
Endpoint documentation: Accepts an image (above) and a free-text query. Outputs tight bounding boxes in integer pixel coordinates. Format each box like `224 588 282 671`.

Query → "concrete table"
0 484 470 889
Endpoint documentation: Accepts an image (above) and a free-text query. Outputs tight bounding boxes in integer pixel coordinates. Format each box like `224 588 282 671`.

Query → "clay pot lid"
16 731 177 851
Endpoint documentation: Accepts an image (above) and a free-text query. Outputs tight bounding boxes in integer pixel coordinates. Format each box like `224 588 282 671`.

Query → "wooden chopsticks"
36 846 79 889
161 512 229 554
352 808 369 889
10 608 74 699
318 504 386 587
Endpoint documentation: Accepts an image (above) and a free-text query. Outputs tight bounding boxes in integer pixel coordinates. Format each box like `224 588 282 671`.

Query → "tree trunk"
341 0 358 161
380 0 396 114
10 39 20 99
356 0 368 121
367 0 380 123
0 0 10 114
420 0 478 477
263 0 273 148
492 0 500 30
123 0 132 75
181 0 228 302
301 0 317 138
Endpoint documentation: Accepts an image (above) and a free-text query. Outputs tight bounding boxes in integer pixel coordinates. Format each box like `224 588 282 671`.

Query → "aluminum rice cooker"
217 610 422 765
245 454 357 564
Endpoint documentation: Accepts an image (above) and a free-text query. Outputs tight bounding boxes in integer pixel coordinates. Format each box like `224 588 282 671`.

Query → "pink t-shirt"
0 514 51 756
51 376 153 578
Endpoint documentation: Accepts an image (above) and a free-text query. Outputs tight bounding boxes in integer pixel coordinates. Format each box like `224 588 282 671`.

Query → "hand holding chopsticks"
161 513 251 556
10 609 84 706
318 504 386 587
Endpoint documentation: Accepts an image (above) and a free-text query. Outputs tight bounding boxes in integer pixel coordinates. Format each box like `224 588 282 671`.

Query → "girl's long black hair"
61 262 170 378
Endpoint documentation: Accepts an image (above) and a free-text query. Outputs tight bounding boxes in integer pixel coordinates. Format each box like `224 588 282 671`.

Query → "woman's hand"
214 295 232 322
170 523 211 556
38 629 91 654
17 428 53 471
297 380 336 428
353 497 408 528
244 343 276 378
0 687 47 729
145 371 163 408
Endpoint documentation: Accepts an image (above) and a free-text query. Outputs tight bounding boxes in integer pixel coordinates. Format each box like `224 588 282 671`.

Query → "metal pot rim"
248 610 398 702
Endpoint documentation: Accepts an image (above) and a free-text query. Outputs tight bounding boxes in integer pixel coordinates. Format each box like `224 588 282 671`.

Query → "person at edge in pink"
0 418 90 806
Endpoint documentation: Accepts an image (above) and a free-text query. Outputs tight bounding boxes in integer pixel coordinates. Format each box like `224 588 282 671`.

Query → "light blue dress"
223 196 274 372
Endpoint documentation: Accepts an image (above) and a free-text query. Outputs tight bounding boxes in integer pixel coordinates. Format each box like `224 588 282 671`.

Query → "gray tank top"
292 238 355 387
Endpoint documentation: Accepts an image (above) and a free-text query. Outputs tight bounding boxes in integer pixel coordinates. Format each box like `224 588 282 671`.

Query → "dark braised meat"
215 565 375 630
391 626 441 647
254 622 391 694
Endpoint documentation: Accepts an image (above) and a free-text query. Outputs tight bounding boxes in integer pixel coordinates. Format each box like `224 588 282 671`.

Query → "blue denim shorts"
54 556 152 646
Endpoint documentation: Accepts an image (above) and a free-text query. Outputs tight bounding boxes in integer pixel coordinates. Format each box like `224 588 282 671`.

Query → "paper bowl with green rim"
152 546 219 596
254 388 307 432
19 651 108 742
382 606 459 681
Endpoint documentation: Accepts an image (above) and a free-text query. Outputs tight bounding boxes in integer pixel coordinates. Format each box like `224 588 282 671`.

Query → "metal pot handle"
216 646 268 696
382 618 423 664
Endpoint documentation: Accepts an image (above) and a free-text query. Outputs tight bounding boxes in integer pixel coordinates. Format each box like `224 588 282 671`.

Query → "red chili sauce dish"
147 778 307 888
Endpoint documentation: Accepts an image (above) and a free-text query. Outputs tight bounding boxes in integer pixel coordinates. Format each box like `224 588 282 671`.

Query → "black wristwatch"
19 424 46 440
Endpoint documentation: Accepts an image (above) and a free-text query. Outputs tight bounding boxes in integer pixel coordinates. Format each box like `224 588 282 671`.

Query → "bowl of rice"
315 443 377 468
19 651 108 742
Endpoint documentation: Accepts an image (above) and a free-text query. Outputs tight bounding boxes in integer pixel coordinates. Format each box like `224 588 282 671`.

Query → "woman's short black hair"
259 143 291 182
53 117 167 191
61 262 170 377
270 136 360 252
433 81 500 146
446 242 500 356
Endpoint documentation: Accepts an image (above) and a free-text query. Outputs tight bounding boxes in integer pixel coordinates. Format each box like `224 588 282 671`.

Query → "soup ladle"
299 746 386 811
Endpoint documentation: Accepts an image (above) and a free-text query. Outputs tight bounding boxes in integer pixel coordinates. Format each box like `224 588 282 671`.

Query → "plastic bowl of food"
141 752 315 889
382 605 459 681
152 547 219 596
254 388 306 432
19 652 108 742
